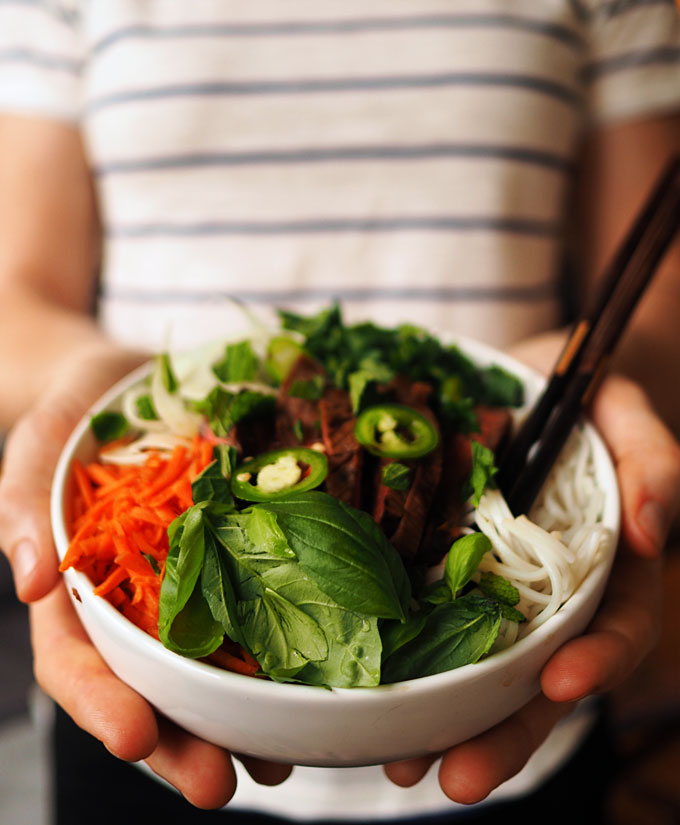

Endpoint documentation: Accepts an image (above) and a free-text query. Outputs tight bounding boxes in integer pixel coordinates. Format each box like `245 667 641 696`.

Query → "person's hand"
384 351 680 803
0 345 292 808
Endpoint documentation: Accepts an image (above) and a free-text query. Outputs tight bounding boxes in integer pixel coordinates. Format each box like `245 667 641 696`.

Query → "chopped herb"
90 411 129 442
135 393 158 420
465 441 499 507
381 462 411 491
142 553 161 575
159 353 178 394
288 375 325 400
212 340 259 383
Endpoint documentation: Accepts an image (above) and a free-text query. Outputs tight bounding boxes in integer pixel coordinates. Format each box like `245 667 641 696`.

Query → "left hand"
383 365 680 803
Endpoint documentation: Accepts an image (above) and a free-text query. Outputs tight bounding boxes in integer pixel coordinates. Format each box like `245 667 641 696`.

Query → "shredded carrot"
60 434 258 678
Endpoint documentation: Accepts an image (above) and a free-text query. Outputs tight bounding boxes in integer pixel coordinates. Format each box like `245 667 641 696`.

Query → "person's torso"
73 0 589 353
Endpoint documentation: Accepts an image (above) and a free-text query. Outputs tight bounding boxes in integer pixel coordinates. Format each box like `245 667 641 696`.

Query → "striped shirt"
1 0 678 355
1 1 679 820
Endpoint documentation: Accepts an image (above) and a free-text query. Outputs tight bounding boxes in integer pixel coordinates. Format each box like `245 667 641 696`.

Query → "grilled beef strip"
371 377 443 560
274 354 327 447
318 387 364 508
420 405 513 564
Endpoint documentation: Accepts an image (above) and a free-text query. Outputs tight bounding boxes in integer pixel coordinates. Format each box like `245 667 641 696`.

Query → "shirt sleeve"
0 0 83 121
582 0 680 123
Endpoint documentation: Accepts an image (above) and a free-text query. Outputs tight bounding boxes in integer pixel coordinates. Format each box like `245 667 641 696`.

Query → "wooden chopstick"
496 155 680 517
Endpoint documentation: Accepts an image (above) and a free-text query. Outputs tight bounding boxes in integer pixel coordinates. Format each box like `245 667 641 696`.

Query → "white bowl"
50 337 619 767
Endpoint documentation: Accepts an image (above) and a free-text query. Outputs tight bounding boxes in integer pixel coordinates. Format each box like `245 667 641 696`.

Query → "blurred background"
0 524 679 824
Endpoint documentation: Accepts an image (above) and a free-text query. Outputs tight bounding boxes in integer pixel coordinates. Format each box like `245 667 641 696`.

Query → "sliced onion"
151 360 203 438
101 432 192 466
121 385 168 433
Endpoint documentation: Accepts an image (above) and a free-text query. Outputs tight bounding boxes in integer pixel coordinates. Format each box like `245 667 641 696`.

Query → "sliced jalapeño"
231 447 328 501
354 404 438 459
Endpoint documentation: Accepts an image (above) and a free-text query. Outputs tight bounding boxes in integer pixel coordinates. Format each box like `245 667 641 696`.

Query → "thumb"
591 376 680 558
0 346 146 601
0 403 76 601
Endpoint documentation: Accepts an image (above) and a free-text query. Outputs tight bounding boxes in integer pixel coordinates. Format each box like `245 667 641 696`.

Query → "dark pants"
52 704 617 825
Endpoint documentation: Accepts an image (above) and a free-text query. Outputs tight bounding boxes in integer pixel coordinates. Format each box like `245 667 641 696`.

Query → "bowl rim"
50 334 621 706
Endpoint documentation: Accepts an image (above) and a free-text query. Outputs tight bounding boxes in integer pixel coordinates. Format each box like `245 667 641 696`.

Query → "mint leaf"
478 572 526 623
478 571 520 606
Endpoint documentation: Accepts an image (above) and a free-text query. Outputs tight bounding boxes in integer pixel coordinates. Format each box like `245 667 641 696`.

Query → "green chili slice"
231 447 328 501
354 404 439 459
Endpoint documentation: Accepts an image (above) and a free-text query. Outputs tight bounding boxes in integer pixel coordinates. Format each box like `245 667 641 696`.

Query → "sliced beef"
471 405 513 454
318 388 363 507
370 378 443 560
420 405 513 563
233 415 276 459
274 354 326 447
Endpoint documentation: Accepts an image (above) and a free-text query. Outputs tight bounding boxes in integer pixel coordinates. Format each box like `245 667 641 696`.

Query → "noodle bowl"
50 332 619 766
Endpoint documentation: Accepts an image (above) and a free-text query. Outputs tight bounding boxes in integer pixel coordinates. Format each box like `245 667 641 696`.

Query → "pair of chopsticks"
495 155 680 517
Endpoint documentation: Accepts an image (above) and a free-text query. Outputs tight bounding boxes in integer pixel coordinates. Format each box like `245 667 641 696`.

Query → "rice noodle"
475 427 612 641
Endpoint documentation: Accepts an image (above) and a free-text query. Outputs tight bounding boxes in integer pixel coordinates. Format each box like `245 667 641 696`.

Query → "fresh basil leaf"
215 516 380 686
420 581 453 606
90 411 129 442
158 507 207 643
381 595 503 683
255 492 410 621
200 528 245 645
465 441 498 506
212 340 259 383
159 507 226 657
257 553 380 687
381 462 411 491
444 533 492 597
380 612 428 662
237 586 328 680
244 508 296 559
160 577 224 658
192 457 236 508
135 393 158 420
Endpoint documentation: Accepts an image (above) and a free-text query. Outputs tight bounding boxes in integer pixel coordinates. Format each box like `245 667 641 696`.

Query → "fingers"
384 754 439 787
591 376 680 558
237 754 293 786
146 718 237 810
32 583 240 809
542 548 662 702
31 583 160 761
436 695 573 805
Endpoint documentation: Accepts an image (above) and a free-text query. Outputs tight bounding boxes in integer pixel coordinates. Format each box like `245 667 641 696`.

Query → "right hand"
0 345 292 808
